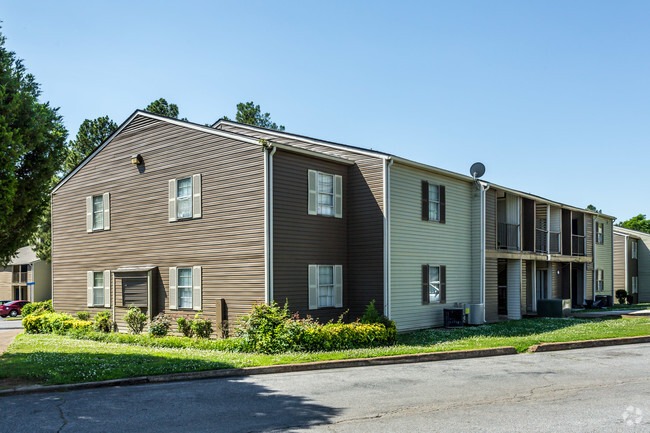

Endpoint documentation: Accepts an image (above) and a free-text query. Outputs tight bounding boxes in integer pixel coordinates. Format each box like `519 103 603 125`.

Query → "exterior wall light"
131 154 144 165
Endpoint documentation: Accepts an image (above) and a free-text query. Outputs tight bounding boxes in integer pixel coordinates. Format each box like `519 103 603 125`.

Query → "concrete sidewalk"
572 308 650 318
0 329 22 354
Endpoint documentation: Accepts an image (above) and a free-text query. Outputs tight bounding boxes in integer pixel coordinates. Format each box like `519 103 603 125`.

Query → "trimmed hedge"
21 300 53 317
23 312 92 334
299 322 396 351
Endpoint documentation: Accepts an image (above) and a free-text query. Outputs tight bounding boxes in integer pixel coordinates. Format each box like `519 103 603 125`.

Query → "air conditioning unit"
465 303 485 325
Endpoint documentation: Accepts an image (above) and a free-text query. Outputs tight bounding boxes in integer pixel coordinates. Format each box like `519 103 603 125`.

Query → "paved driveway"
3 343 650 432
0 316 24 330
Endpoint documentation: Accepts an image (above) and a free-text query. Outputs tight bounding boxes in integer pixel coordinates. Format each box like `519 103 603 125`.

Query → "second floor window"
92 196 104 230
86 193 110 232
177 177 192 219
421 181 446 223
307 170 343 218
317 173 334 216
596 223 604 245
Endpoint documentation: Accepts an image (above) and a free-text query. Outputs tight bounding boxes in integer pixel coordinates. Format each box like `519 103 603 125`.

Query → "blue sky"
3 1 649 221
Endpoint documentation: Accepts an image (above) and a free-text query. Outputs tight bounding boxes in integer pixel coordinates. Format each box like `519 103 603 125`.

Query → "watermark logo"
622 406 643 427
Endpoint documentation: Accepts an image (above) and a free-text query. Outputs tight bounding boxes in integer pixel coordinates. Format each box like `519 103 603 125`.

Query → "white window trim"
177 267 193 309
308 170 342 218
632 276 638 294
176 177 193 220
597 269 604 292
428 265 441 303
92 271 104 306
427 182 441 222
308 264 343 309
632 241 638 259
317 265 335 308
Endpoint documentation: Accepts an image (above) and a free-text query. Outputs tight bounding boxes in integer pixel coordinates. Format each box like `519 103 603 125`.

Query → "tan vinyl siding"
636 232 650 303
52 116 266 332
593 217 613 297
613 233 626 294
390 162 475 331
0 267 11 300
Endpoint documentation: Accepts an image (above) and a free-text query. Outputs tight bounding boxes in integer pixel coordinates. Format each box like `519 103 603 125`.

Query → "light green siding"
593 217 613 298
389 162 476 331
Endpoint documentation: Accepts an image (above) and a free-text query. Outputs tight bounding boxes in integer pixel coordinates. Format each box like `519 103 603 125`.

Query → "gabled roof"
614 226 650 238
9 246 39 265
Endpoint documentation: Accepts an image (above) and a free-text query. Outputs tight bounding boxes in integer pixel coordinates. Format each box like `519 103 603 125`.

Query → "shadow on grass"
3 370 341 433
397 317 604 347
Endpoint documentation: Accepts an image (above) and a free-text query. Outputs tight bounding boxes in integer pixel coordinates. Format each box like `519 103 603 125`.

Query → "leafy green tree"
145 98 180 118
586 204 601 213
0 31 67 266
31 116 117 261
617 214 650 234
63 116 117 173
225 101 285 131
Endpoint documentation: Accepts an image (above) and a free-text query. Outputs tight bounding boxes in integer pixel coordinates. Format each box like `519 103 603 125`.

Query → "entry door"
536 270 547 300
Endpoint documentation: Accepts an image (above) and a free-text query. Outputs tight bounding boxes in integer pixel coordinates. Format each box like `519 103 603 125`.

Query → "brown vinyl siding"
272 150 348 322
219 123 385 318
485 189 497 249
52 116 266 332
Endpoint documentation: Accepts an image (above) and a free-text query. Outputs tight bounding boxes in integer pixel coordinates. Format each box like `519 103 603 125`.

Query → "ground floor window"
178 268 193 309
596 269 604 292
308 264 342 309
93 271 104 306
422 265 446 304
632 276 638 294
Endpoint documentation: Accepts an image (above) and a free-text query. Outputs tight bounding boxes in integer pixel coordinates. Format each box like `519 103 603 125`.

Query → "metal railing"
497 222 520 250
549 232 561 254
572 234 585 256
12 271 27 284
535 229 548 253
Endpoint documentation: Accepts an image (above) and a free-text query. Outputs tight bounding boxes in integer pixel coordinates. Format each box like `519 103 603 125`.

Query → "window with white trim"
308 264 342 309
422 264 446 304
428 266 441 303
596 223 604 245
632 240 638 259
317 173 334 216
307 170 342 218
596 269 604 292
427 185 440 222
93 271 105 306
318 265 334 307
92 195 104 230
176 177 192 219
177 267 193 309
632 276 638 294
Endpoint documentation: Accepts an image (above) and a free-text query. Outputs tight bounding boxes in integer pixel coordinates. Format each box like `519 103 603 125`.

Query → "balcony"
497 223 520 250
549 232 561 254
535 229 548 253
12 271 27 284
572 234 585 256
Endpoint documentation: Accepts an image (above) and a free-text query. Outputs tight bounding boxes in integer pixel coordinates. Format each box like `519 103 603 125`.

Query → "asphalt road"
3 344 650 432
0 316 24 330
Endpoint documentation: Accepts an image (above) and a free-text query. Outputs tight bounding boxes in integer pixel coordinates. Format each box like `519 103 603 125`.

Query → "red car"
0 300 29 317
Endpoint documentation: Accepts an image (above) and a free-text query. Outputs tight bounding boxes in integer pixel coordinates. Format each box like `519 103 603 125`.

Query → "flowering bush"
148 313 172 337
191 313 213 339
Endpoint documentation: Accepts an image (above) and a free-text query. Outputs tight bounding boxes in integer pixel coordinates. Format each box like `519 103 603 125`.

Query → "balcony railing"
572 234 585 256
12 272 27 284
497 222 520 250
549 232 561 254
535 229 548 253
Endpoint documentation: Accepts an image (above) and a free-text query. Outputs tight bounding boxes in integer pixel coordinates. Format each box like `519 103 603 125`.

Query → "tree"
617 214 650 234
145 98 180 119
226 101 285 131
0 31 67 265
31 116 117 261
586 204 602 213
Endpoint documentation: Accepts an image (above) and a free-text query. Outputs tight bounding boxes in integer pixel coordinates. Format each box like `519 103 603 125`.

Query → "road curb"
0 346 517 396
527 335 650 353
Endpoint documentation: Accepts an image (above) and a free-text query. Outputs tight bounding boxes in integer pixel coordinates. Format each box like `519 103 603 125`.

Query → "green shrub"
360 299 396 331
191 313 213 339
22 311 93 334
94 311 113 333
124 306 147 334
21 300 53 317
149 313 172 337
627 294 635 305
298 322 396 351
77 311 91 321
177 316 194 338
616 289 628 304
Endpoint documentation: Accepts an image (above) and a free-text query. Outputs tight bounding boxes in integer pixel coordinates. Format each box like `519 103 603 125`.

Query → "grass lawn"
2 317 650 386
573 303 650 313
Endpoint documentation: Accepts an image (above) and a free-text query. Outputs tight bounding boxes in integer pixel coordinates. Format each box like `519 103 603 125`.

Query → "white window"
92 195 104 230
596 223 604 245
317 173 334 216
308 264 343 309
177 267 193 309
632 240 638 259
428 184 440 222
428 265 441 303
597 269 604 292
632 276 638 294
93 271 104 306
318 265 335 308
176 177 192 219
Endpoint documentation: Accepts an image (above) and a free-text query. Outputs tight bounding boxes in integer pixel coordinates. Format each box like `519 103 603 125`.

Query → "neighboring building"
613 226 650 303
51 110 616 332
0 246 51 302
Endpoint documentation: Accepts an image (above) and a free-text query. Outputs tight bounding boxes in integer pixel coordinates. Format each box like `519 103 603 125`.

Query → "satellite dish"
470 162 485 179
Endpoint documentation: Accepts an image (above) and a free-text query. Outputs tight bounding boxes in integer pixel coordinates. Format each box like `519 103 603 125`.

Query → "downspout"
263 145 269 304
50 193 54 310
383 157 393 318
478 180 490 323
268 146 276 304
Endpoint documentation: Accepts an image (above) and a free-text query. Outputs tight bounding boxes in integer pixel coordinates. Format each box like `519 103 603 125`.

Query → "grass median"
2 316 650 386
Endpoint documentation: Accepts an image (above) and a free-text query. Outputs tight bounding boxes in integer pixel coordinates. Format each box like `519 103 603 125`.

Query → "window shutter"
422 265 429 304
334 175 343 219
168 179 177 222
192 174 202 219
440 265 446 304
103 192 111 230
192 266 202 311
439 185 446 224
86 196 93 233
87 271 94 307
334 265 343 308
169 267 177 310
308 170 317 215
421 181 429 221
308 264 318 309
103 270 111 308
